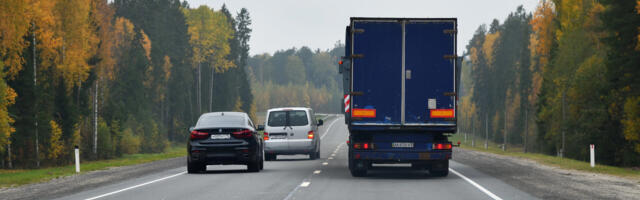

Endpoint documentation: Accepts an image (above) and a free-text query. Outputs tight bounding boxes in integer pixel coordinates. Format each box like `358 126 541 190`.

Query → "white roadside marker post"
590 144 595 168
75 145 80 173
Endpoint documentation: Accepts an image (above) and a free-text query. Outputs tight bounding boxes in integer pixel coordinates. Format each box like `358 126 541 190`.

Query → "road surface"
54 115 537 200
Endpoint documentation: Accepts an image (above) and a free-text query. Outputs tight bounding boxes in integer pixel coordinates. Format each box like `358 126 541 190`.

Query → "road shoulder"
453 148 640 200
0 156 185 200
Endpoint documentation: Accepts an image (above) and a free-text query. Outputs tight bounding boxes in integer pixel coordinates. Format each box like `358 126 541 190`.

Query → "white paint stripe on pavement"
300 181 311 187
322 162 328 166
313 170 321 174
320 116 341 140
85 171 186 200
450 168 503 200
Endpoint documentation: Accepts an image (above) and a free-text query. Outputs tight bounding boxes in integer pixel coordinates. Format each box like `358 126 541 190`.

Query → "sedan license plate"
392 142 414 148
211 134 230 140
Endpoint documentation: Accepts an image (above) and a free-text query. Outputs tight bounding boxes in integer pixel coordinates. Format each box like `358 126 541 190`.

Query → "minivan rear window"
267 110 309 127
267 111 287 126
289 111 308 126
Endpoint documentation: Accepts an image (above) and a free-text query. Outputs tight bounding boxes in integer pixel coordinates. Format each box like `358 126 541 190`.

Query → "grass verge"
0 146 185 188
450 133 640 181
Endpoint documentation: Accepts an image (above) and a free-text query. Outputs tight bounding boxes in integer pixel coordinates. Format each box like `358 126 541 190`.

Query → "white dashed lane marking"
300 182 311 187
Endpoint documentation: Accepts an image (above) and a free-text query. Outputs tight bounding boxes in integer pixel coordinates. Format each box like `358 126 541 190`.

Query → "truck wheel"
350 168 367 177
430 169 449 177
348 151 368 177
430 160 449 177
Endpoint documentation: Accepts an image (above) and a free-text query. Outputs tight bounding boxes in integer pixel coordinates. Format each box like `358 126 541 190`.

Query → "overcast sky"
185 0 540 56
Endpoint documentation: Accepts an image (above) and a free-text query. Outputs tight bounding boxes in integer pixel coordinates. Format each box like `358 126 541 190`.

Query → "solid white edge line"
449 168 503 200
320 116 341 140
85 171 186 200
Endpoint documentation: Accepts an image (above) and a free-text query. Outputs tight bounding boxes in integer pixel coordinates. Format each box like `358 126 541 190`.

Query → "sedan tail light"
232 129 253 138
190 130 208 140
263 132 269 140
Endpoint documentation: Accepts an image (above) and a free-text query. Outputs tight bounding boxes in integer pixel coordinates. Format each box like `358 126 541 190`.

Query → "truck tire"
348 149 367 177
430 160 449 177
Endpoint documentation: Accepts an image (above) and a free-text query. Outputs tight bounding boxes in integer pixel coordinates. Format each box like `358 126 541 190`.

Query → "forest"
247 45 344 114
458 0 640 166
0 0 258 168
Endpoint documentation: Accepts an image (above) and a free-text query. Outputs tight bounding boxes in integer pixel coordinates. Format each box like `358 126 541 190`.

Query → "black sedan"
187 112 264 173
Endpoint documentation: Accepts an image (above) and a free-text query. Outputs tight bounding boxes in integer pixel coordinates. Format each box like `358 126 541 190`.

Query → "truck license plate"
392 142 414 148
211 134 230 140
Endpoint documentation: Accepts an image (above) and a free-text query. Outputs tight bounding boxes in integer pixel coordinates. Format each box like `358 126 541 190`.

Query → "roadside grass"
449 133 640 181
0 146 185 188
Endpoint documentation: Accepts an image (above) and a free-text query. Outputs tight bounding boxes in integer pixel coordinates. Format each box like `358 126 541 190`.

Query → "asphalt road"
54 115 537 200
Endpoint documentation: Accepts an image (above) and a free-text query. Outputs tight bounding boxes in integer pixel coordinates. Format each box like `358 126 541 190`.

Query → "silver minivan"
259 107 323 160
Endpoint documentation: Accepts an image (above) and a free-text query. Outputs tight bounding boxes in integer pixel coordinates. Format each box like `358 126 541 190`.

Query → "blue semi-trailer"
339 18 460 177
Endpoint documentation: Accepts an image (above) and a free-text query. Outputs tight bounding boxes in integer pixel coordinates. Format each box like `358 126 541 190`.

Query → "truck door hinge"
350 54 364 59
443 55 458 60
443 29 457 34
444 92 456 96
350 91 364 96
352 29 365 34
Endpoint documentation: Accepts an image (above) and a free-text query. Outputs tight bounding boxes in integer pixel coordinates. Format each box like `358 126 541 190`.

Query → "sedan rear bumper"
189 142 256 165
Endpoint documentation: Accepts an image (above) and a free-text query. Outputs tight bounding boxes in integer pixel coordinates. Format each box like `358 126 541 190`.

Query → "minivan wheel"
265 153 276 161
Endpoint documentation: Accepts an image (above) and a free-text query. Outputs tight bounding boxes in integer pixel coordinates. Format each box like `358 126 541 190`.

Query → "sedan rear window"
267 110 309 127
196 115 245 128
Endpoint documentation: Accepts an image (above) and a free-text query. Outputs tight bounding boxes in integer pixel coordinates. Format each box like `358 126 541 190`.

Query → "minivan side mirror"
257 125 265 131
317 119 324 126
188 126 195 132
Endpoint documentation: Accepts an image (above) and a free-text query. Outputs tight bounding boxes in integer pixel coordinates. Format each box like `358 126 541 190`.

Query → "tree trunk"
197 62 201 114
209 66 214 112
7 143 12 169
33 23 40 168
93 80 98 156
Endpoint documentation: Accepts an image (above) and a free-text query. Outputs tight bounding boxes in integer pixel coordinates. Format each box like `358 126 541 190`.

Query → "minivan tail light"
307 131 314 139
232 129 253 138
190 130 208 140
263 132 269 140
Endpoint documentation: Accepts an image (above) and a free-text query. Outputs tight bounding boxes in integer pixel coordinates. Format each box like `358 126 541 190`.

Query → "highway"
54 115 537 200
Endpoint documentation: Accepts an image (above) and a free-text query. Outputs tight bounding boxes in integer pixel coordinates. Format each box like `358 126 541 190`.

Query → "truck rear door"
404 20 456 126
350 20 403 125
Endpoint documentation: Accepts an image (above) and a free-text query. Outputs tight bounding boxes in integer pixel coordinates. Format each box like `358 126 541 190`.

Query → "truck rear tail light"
263 132 269 140
353 142 375 150
190 130 209 140
433 143 452 150
232 129 253 138
307 131 314 139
